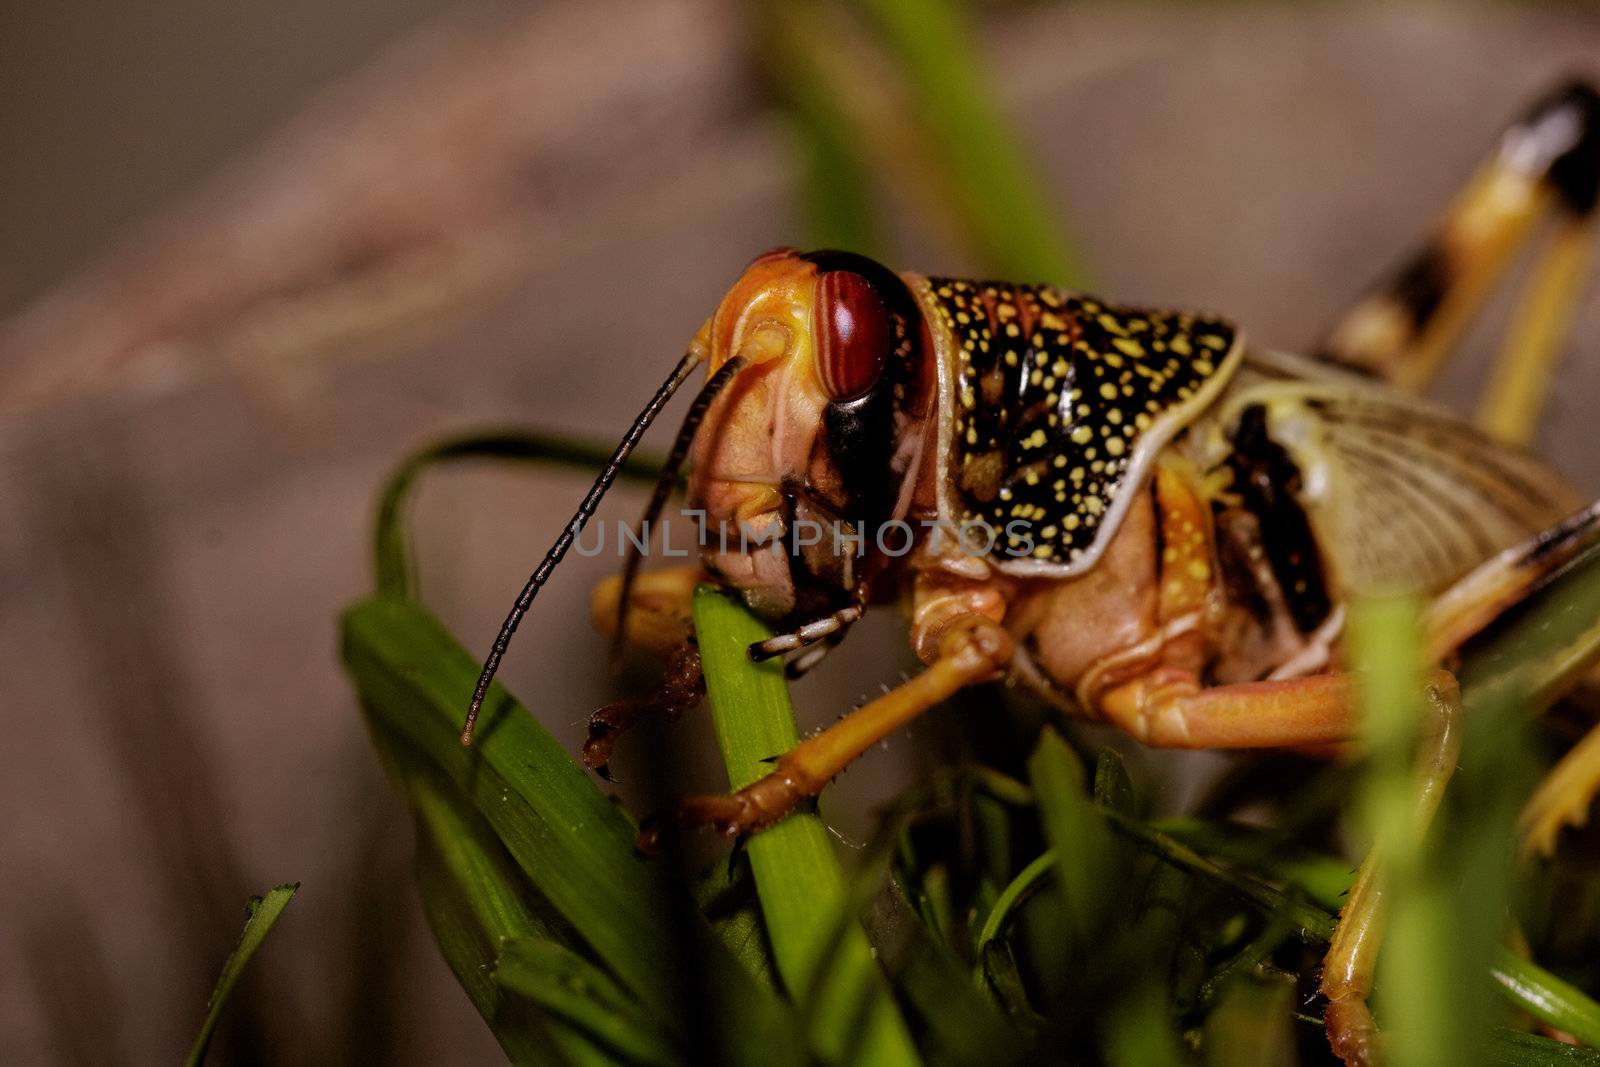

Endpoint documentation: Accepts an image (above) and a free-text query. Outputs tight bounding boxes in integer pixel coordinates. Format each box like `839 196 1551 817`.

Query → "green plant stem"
691 585 922 1067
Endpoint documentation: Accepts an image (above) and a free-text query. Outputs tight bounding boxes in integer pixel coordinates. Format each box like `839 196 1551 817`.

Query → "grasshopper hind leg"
1315 78 1599 446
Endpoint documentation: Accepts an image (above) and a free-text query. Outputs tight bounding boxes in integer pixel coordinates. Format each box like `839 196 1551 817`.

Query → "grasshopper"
464 79 1600 1064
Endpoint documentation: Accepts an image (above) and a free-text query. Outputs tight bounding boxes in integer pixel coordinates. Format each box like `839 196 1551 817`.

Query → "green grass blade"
768 13 885 258
859 0 1086 283
494 939 680 1067
1490 956 1600 1048
1152 817 1354 913
372 430 663 599
693 862 780 993
971 852 1053 966
342 596 792 1063
398 745 595 1066
1092 749 1137 816
1106 805 1600 1045
1348 596 1462 1067
184 884 299 1067
1103 982 1182 1067
1027 728 1115 946
1482 1027 1600 1065
867 874 1026 1067
691 585 922 1067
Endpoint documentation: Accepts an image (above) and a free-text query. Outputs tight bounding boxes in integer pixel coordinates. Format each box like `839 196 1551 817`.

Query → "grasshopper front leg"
586 564 706 773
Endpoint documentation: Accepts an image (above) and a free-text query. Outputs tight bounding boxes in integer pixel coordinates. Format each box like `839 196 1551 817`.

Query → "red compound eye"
814 270 890 400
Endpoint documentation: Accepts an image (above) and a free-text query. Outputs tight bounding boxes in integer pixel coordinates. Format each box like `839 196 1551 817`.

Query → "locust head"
681 249 935 620
461 249 933 744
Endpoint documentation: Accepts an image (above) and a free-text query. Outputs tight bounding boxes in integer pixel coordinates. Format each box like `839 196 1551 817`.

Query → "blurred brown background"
5 1 1600 1062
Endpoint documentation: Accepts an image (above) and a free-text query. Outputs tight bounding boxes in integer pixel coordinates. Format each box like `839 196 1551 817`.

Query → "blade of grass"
1482 1028 1600 1065
858 0 1086 283
1103 981 1182 1067
691 585 922 1067
1027 728 1115 946
978 939 1048 1032
1349 596 1464 1067
693 861 780 992
971 851 1053 968
1489 958 1600 1048
767 11 885 257
868 875 1027 1067
1152 816 1354 913
372 430 663 599
964 773 1600 1051
1092 749 1137 816
401 746 600 1067
1106 807 1600 1045
1352 595 1551 1067
494 939 680 1067
184 884 299 1067
342 596 792 1063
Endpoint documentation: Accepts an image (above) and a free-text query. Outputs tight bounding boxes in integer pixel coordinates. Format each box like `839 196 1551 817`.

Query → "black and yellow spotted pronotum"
925 277 1239 568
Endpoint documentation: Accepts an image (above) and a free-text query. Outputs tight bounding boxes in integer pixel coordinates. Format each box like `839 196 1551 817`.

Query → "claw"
582 716 619 771
727 834 750 879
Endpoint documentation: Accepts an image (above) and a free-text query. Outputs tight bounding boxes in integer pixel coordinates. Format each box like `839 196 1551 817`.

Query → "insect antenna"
461 348 712 745
610 354 747 662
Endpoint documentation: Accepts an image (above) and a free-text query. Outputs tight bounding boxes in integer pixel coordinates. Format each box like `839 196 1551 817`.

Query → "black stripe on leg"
1389 245 1452 339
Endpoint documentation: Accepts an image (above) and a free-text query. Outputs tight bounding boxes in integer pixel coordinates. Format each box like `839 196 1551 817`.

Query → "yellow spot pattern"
930 277 1235 564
